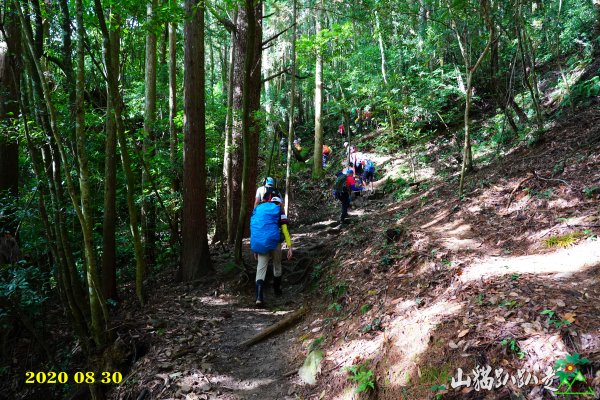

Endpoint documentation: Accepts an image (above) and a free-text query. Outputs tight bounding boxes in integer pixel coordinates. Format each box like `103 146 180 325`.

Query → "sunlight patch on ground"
197 296 236 306
460 239 600 282
209 374 277 391
385 299 463 388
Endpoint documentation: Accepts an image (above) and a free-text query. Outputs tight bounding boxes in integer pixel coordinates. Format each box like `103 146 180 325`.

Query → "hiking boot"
273 276 283 296
255 279 264 305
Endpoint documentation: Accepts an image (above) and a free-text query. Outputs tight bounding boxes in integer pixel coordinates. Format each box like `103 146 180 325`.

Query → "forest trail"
110 112 600 400
110 218 342 400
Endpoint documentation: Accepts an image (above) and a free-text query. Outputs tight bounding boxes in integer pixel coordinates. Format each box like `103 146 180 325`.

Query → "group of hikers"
334 143 376 224
249 107 378 306
249 144 377 305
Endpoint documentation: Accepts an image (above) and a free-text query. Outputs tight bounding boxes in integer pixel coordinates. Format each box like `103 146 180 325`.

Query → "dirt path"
109 219 342 400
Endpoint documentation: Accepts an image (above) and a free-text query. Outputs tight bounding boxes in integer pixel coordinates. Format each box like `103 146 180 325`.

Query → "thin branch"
207 4 236 33
261 67 290 84
262 23 294 47
43 53 65 72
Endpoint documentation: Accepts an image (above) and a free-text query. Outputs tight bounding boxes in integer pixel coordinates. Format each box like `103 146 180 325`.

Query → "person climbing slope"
363 159 376 186
322 144 332 168
250 197 293 305
254 177 282 208
333 169 354 225
338 123 345 138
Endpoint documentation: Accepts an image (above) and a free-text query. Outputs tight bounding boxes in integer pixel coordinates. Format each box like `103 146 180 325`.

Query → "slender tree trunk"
57 0 77 155
94 0 146 304
75 0 108 348
168 21 180 247
180 0 212 280
102 14 120 301
457 0 493 197
285 0 297 217
593 0 600 56
375 11 388 86
16 0 108 347
142 0 158 270
312 0 324 178
225 24 236 243
234 0 259 263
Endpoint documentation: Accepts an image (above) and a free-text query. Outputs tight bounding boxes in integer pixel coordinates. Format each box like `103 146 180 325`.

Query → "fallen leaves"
457 329 470 338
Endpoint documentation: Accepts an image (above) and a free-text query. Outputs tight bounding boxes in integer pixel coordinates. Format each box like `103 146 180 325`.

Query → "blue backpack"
250 202 281 254
365 160 375 173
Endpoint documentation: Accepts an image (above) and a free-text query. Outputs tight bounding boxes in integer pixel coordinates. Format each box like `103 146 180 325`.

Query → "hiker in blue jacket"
250 197 293 305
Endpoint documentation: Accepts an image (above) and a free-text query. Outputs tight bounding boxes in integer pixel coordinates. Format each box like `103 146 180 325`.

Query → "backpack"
333 174 347 198
262 186 281 202
250 202 281 254
365 160 375 172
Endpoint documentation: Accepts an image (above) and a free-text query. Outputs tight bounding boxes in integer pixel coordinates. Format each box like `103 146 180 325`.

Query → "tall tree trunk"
57 0 77 156
180 0 212 280
234 0 259 263
142 0 158 270
94 0 146 304
0 2 20 236
375 11 388 86
284 0 297 217
75 0 108 348
312 0 324 178
225 23 236 243
168 21 180 247
102 13 120 301
594 0 600 56
457 0 493 197
214 21 236 244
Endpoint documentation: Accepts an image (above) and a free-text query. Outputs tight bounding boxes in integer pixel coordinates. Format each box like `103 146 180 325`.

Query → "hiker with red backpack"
333 169 354 224
250 196 293 305
254 177 282 209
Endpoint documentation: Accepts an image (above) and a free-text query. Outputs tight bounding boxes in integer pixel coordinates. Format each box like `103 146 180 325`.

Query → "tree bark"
312 0 324 178
142 0 158 270
102 12 120 301
168 21 180 247
94 0 146 304
180 0 212 280
234 0 260 263
75 0 108 348
284 0 297 217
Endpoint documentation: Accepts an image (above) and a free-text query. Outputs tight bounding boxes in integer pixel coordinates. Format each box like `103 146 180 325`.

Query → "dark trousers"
339 192 350 222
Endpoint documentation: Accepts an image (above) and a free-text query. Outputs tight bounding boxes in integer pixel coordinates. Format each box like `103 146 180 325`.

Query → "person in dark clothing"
334 168 353 224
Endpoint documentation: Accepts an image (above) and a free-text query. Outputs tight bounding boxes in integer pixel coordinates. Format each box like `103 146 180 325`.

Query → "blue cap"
266 177 274 186
345 169 353 174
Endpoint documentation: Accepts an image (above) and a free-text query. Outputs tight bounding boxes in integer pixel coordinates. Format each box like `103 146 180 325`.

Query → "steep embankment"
291 109 600 400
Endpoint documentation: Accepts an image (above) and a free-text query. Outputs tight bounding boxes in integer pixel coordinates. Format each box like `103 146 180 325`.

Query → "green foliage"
583 185 600 199
544 232 584 248
500 338 526 359
345 362 376 394
360 304 372 315
0 265 49 330
498 299 519 309
554 353 590 381
308 336 325 352
326 281 348 299
361 318 382 333
541 309 573 328
328 302 342 313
